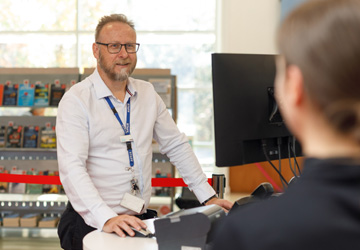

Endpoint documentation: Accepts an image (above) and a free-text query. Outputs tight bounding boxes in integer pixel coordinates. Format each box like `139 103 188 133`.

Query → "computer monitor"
211 53 302 167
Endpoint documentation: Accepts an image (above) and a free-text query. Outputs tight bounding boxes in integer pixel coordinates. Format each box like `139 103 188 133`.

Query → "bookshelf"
0 67 178 232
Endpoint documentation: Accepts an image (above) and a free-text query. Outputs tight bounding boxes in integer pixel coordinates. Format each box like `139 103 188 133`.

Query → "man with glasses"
56 14 232 250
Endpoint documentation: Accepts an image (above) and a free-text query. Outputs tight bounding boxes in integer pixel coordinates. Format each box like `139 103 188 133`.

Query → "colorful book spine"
17 80 35 107
8 167 26 194
6 125 22 148
34 81 49 107
0 125 6 148
26 169 43 194
0 166 9 193
0 84 4 106
22 125 39 148
2 81 18 106
49 80 66 106
39 123 56 148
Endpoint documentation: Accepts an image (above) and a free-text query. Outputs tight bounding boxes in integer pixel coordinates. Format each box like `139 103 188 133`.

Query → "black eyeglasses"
96 42 140 54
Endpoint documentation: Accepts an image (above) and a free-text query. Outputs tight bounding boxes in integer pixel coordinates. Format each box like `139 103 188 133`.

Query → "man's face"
94 22 137 82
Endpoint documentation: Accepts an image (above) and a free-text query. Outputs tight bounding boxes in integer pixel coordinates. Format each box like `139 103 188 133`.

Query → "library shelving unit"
0 67 177 237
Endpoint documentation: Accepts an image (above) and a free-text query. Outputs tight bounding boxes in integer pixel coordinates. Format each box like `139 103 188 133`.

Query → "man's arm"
102 215 147 237
152 93 233 209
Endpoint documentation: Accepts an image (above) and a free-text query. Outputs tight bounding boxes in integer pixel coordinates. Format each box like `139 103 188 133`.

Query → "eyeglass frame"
95 42 140 54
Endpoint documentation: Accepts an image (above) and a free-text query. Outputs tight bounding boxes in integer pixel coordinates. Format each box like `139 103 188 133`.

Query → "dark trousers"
58 202 157 250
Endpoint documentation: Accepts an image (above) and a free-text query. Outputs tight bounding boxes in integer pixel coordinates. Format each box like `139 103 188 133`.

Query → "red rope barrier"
0 173 213 187
152 178 213 187
0 173 62 185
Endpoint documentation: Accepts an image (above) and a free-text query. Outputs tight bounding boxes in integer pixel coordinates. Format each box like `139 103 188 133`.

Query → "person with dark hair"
213 0 360 249
56 14 232 250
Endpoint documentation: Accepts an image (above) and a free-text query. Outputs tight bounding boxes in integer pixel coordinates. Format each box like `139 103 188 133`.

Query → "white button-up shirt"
56 68 215 230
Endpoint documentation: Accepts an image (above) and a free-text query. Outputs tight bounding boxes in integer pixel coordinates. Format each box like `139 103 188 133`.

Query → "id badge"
120 192 145 214
120 135 133 143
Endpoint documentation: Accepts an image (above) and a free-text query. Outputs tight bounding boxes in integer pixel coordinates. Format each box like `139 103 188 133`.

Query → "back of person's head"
95 14 135 41
277 0 360 143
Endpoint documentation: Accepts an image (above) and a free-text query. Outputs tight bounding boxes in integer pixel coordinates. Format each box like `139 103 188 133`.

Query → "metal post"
212 174 225 199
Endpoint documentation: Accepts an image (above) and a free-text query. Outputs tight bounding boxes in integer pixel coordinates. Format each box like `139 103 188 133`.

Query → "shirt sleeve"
152 94 216 203
56 91 117 230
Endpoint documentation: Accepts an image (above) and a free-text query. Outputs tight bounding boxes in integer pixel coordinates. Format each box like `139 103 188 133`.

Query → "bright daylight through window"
0 0 218 173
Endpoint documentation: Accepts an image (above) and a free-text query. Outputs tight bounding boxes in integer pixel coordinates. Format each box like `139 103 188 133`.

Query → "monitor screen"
211 53 302 167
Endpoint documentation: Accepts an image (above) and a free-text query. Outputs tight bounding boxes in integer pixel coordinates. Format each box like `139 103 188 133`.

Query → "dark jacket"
213 158 360 250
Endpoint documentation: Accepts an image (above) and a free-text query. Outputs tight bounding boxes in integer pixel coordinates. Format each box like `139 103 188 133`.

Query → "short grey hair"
95 14 135 41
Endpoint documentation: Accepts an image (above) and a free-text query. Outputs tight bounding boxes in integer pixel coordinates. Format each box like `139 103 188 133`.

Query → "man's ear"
286 65 305 107
92 43 99 60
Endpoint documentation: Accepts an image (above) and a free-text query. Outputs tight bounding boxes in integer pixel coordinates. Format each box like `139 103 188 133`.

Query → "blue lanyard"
104 96 134 167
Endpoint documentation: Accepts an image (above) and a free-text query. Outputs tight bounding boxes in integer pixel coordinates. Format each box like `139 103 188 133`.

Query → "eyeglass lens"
108 43 138 53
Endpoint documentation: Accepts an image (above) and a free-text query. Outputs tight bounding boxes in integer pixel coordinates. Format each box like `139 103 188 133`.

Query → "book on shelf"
2 213 20 227
20 213 41 227
34 81 49 107
26 169 43 194
8 167 26 194
2 82 18 106
5 124 23 148
41 170 51 194
22 125 39 148
17 80 35 107
39 123 56 148
38 216 60 228
0 166 9 193
0 83 4 105
41 170 60 194
0 125 6 148
0 182 8 193
25 183 43 194
49 80 66 106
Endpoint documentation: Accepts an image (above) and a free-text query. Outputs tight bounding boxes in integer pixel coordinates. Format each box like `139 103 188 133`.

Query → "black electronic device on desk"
154 204 225 250
229 182 282 215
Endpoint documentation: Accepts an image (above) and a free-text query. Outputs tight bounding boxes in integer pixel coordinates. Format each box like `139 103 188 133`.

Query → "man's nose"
117 45 128 57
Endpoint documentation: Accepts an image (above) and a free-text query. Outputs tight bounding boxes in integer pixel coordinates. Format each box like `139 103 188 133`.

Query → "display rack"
0 194 67 215
0 67 178 233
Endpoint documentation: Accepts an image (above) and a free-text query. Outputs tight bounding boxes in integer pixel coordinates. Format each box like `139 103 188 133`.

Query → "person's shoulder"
223 188 310 232
212 194 303 249
68 77 92 93
129 77 156 96
59 78 94 109
227 196 285 226
129 77 153 87
64 77 93 100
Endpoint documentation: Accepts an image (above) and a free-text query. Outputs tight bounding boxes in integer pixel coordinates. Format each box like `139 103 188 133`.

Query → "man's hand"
103 214 147 238
206 197 234 212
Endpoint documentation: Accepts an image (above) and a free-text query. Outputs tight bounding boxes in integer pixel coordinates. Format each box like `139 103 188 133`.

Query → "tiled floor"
0 193 248 250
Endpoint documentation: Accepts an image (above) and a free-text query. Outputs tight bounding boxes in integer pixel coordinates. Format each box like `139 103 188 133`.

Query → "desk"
83 231 158 250
83 218 158 250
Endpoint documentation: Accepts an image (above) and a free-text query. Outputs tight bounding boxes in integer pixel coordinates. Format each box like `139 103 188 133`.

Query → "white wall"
217 0 281 54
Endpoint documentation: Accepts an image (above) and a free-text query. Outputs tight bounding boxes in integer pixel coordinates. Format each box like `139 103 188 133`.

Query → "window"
0 0 217 173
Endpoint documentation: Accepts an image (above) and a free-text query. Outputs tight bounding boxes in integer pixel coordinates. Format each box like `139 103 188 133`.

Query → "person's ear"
285 65 305 107
93 43 99 60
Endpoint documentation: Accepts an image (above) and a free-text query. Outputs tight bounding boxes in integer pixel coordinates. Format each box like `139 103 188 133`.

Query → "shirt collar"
126 78 136 97
90 67 137 100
